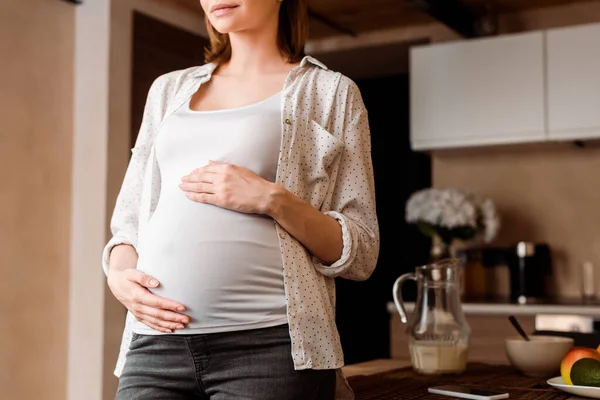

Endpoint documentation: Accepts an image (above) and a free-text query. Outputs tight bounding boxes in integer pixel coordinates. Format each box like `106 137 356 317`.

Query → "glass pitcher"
393 258 471 375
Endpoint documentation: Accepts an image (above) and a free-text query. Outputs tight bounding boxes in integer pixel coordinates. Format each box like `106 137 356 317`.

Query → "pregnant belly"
136 199 286 330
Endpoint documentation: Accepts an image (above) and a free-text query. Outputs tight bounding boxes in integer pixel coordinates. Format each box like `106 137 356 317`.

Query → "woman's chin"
210 22 239 35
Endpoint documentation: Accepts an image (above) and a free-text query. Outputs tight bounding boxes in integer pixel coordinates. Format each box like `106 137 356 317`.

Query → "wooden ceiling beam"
308 8 357 37
409 0 481 38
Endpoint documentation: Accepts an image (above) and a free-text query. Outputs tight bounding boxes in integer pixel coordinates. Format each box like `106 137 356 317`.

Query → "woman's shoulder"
304 58 362 100
303 63 364 117
147 64 215 100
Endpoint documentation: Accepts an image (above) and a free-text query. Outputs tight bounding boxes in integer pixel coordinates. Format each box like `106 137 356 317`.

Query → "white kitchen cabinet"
410 32 546 150
546 22 600 141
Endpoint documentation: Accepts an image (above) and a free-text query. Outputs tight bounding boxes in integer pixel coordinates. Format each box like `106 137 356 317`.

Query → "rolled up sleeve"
312 82 380 281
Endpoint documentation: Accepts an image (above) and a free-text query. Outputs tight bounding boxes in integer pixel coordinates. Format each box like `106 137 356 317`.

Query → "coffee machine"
481 242 552 303
509 242 552 303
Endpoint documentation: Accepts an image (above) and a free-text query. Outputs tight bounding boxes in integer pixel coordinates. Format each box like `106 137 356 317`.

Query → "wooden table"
342 359 587 400
343 359 412 378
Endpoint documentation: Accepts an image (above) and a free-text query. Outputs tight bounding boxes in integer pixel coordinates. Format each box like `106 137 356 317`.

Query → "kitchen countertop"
342 358 411 378
387 296 600 317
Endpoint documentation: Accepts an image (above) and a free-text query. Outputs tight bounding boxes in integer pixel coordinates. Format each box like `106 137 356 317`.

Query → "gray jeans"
115 324 336 400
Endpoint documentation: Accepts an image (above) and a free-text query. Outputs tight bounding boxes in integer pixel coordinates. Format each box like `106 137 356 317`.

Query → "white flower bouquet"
405 188 500 248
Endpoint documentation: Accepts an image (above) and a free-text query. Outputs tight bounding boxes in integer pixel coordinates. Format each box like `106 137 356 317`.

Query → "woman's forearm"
108 244 139 273
265 184 343 265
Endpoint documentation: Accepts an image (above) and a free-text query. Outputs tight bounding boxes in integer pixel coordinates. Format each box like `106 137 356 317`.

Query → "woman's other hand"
107 260 190 333
180 161 278 215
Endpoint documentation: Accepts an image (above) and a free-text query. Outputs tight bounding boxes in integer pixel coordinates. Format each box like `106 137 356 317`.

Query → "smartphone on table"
428 385 509 400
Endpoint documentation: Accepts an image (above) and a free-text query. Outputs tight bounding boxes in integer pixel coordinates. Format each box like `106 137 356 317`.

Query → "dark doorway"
334 74 432 365
318 43 432 364
131 12 207 146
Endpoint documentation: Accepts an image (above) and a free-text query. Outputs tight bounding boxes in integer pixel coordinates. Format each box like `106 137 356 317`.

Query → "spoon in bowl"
508 315 531 341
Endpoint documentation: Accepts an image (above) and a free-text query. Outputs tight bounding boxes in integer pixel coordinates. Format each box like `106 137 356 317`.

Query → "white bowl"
504 335 574 377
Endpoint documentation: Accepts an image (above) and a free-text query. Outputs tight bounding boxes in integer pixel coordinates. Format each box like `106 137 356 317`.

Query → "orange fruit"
562 347 600 385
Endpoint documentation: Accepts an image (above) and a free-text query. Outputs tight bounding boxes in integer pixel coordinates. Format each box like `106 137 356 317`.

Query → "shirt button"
281 156 288 163
279 232 286 239
284 119 292 125
286 272 293 278
290 311 296 317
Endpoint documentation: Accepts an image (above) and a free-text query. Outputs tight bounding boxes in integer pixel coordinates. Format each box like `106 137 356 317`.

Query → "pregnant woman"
103 0 379 399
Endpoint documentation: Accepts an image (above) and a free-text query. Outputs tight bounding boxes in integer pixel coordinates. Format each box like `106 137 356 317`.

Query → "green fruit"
571 358 600 387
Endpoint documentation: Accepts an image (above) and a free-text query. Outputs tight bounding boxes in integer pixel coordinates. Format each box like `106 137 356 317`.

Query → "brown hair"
204 0 308 65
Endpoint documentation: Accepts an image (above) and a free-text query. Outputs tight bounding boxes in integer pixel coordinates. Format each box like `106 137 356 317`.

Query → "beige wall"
69 1 110 399
1 1 109 398
0 1 75 399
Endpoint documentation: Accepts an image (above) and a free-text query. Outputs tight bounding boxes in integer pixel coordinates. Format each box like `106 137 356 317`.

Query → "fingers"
144 322 173 333
179 181 215 194
137 289 187 312
130 293 190 333
123 271 185 311
182 168 217 183
129 287 190 333
133 304 190 325
183 162 232 182
184 192 213 203
132 313 180 333
112 270 191 334
127 269 159 289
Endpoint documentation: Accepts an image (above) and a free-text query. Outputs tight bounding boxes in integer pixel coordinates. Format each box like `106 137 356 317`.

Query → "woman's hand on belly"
180 160 277 215
179 161 344 265
107 269 191 333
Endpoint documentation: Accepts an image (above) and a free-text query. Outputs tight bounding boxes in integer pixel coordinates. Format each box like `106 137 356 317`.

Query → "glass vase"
430 235 452 262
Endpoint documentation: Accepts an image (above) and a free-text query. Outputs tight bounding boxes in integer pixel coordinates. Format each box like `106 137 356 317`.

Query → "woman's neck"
223 25 289 76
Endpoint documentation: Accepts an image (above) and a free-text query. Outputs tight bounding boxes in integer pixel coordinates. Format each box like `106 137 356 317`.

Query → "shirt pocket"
296 120 344 208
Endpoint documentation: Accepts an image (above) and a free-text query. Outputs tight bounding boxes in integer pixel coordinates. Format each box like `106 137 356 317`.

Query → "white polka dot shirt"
102 56 380 400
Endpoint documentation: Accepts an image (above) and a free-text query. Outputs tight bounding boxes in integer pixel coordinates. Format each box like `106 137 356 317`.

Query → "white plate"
547 376 600 398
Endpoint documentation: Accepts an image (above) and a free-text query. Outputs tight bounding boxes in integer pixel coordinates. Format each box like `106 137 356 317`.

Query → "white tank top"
133 92 287 335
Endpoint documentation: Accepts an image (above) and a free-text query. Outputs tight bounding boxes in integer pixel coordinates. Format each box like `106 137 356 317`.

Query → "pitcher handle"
392 273 416 323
